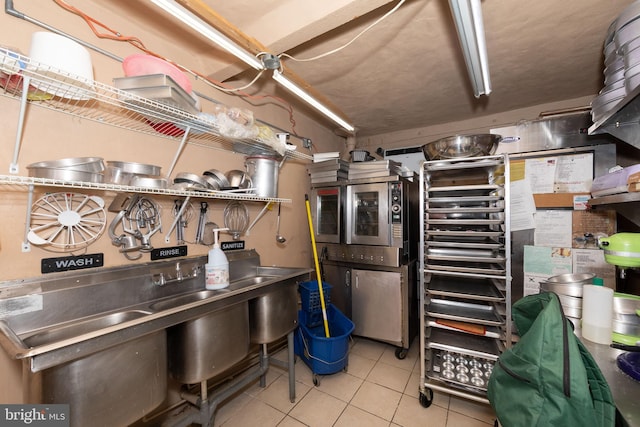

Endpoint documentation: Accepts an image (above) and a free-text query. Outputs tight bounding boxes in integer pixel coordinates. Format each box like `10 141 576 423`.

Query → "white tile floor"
212 336 497 427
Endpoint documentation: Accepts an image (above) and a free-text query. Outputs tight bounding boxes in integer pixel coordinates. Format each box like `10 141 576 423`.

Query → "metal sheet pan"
426 230 503 239
427 218 504 226
426 299 504 326
426 247 498 258
426 328 501 357
426 238 502 250
427 320 502 338
424 158 504 172
427 184 501 193
426 206 504 215
427 194 502 204
426 261 506 275
427 276 504 302
426 253 506 264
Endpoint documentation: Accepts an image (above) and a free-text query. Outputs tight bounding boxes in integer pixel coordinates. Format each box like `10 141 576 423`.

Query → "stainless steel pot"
245 156 279 197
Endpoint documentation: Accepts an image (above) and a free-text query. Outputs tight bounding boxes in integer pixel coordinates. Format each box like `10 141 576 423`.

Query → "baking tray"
426 218 504 227
426 299 504 326
427 344 498 392
426 260 506 275
427 183 501 194
427 196 503 206
113 74 187 91
426 230 503 239
426 238 502 250
426 206 504 215
424 157 504 172
427 276 504 302
427 320 502 339
426 246 505 264
426 247 498 258
119 85 199 114
426 327 501 358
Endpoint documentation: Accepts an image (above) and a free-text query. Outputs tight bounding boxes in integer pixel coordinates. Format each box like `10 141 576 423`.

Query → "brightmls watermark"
0 405 69 426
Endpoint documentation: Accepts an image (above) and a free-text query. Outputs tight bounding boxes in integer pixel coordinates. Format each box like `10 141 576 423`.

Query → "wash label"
41 254 103 274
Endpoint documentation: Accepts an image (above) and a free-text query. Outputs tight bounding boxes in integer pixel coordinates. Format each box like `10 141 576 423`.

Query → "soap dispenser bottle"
206 228 229 290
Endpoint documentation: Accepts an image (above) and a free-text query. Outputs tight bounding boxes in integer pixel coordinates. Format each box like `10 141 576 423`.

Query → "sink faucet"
151 262 202 287
176 262 183 282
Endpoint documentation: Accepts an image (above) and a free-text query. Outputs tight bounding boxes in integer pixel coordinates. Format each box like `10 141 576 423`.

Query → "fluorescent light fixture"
449 0 491 97
150 0 264 70
151 0 354 133
273 70 355 133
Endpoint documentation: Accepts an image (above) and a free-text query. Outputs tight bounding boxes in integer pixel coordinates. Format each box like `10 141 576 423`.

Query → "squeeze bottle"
205 228 229 290
581 277 613 345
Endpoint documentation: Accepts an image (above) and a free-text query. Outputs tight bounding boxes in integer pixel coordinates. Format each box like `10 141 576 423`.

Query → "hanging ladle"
276 202 286 243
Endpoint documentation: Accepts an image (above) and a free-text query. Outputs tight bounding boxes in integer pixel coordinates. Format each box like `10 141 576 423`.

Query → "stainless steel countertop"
581 338 640 427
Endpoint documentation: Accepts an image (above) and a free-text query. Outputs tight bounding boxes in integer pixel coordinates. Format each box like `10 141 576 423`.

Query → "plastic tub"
299 280 332 313
28 32 94 100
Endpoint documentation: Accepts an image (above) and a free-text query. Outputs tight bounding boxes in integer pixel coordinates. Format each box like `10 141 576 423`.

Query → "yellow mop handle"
305 194 330 338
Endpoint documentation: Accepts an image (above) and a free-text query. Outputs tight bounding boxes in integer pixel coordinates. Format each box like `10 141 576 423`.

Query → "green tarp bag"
487 292 616 427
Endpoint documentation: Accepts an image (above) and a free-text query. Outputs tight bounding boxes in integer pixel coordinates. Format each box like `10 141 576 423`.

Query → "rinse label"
151 246 187 260
41 254 104 274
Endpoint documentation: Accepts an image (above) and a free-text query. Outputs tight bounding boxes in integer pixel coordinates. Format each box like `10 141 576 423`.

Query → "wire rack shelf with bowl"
0 47 311 177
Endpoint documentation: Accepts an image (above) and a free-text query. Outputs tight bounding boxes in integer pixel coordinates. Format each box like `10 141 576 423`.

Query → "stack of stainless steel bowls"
612 293 640 343
540 273 596 327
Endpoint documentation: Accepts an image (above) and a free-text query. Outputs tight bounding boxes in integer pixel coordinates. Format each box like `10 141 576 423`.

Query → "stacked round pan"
539 273 595 327
593 1 640 123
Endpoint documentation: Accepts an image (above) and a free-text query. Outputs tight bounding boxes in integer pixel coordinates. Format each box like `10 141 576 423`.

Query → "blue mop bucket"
294 303 354 375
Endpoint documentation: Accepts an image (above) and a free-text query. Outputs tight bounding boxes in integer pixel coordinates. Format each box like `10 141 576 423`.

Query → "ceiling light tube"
150 0 264 70
272 70 355 133
449 0 491 97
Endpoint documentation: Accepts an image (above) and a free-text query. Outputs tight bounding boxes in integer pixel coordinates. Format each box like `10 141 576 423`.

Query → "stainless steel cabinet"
418 155 512 407
352 268 403 345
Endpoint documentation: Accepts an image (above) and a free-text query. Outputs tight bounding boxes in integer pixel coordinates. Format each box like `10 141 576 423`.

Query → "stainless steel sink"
149 289 227 311
0 250 312 425
249 281 299 344
167 301 250 384
28 330 167 427
20 309 152 347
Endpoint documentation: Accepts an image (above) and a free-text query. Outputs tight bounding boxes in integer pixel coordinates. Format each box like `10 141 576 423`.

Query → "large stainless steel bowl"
540 273 595 297
422 134 501 160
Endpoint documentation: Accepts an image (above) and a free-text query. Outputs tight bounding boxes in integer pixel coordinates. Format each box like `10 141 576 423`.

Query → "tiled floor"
211 336 497 427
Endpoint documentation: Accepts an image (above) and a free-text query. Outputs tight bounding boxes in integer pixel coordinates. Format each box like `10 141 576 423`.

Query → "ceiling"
191 0 633 137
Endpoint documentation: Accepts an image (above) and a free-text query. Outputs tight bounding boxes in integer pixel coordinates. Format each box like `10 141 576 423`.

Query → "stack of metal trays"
307 158 349 184
113 74 200 116
347 159 408 180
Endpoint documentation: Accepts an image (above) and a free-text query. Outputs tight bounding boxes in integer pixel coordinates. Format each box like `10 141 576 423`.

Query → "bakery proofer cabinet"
418 154 512 407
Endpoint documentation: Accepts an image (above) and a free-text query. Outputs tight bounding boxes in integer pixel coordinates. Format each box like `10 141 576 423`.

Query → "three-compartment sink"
0 250 311 426
20 309 153 347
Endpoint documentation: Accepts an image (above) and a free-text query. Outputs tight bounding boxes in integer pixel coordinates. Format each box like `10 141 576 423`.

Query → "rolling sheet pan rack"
418 154 511 408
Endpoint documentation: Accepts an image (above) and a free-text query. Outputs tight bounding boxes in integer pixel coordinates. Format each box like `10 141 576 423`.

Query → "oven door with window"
310 186 342 244
346 183 390 246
